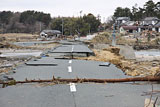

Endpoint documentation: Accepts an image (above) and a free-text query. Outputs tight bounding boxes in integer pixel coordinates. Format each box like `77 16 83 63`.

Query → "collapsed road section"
49 42 94 57
0 40 160 107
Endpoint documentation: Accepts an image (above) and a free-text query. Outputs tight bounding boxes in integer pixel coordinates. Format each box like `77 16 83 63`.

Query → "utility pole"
2 24 4 34
39 22 42 32
80 10 82 18
89 24 91 35
62 18 64 35
112 23 116 46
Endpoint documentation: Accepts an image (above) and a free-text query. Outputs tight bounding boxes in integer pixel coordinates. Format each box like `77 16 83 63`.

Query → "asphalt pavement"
0 40 160 107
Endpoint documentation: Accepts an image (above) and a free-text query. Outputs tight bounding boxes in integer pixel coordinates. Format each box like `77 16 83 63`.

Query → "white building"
142 17 159 26
40 30 61 38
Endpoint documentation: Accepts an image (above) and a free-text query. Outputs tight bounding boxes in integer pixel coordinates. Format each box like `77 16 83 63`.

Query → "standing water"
135 50 160 61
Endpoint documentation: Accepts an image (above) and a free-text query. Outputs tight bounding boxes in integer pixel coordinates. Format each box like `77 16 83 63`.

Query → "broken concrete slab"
25 62 57 66
50 44 93 54
99 62 111 67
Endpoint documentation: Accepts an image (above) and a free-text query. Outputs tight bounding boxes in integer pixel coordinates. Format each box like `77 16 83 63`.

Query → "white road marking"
69 83 76 92
71 45 74 52
68 66 72 72
69 60 72 64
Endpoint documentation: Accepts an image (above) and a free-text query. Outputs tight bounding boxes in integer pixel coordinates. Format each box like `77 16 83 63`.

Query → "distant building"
120 26 138 34
138 17 160 32
155 22 160 32
116 17 130 25
142 17 159 26
116 17 138 34
40 30 61 38
115 17 160 34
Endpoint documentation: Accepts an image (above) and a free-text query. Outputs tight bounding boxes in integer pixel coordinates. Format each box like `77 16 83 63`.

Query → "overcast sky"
0 0 159 22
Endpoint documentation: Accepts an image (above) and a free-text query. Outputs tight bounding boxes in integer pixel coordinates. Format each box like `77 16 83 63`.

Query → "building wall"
138 28 141 33
119 27 126 34
152 28 156 31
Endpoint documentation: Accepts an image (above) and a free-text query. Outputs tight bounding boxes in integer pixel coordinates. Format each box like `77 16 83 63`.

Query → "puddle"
135 51 160 56
135 50 160 61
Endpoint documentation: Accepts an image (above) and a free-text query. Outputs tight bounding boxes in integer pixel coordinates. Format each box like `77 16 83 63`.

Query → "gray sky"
0 0 159 22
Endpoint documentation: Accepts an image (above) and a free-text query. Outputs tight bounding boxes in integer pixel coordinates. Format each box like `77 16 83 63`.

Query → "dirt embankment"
0 33 38 42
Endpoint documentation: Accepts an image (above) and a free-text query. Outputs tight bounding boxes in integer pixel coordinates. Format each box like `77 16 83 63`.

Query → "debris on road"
99 62 111 67
1 76 160 86
25 63 58 66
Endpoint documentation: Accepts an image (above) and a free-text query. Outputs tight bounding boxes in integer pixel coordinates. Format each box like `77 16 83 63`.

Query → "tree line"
0 11 101 36
50 14 101 36
113 0 160 20
0 11 51 33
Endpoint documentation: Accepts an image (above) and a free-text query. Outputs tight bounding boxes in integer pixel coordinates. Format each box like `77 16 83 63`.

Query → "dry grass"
0 33 39 42
91 32 137 45
91 32 112 44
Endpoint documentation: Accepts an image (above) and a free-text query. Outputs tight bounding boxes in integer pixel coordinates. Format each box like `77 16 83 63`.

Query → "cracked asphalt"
0 41 160 107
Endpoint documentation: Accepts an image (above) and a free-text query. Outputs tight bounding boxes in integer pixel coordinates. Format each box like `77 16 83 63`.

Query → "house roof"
116 17 130 21
121 26 138 30
143 17 159 21
42 30 61 34
120 21 136 26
